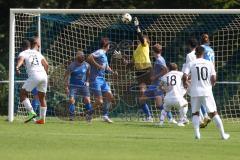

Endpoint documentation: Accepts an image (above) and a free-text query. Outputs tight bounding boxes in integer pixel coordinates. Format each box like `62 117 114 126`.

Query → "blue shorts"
69 84 90 99
144 85 164 99
31 87 38 96
90 78 111 97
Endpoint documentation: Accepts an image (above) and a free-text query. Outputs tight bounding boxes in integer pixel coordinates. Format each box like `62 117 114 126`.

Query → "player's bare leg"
102 92 114 123
36 91 47 124
209 111 230 140
20 89 37 123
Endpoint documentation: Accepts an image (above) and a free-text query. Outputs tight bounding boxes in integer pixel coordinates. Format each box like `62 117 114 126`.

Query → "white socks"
192 115 200 139
179 106 188 121
212 114 225 138
160 109 167 122
22 98 34 113
40 107 47 121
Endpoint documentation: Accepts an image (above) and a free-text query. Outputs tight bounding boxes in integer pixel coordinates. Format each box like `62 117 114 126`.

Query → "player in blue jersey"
200 34 214 127
139 44 177 123
64 50 93 122
87 37 118 123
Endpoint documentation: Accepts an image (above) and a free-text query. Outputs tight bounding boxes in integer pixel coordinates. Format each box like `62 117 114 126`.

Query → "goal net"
10 9 240 122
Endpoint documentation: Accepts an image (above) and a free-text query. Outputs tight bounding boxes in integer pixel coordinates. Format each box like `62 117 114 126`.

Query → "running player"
87 37 118 123
159 63 188 126
64 50 93 122
183 46 230 140
16 37 48 124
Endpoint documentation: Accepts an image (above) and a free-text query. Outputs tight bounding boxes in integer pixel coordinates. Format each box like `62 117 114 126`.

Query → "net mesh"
14 13 240 122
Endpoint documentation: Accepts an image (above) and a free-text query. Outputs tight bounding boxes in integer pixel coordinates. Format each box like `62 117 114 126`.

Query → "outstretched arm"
134 17 144 45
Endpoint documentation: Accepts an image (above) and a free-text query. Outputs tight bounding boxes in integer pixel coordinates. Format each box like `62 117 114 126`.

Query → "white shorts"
22 72 48 93
191 95 217 113
163 97 188 112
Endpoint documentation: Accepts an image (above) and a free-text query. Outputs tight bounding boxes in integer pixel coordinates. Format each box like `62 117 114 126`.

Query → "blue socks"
85 103 93 114
159 104 173 120
103 100 111 116
31 99 40 113
69 104 75 116
201 105 207 115
167 111 173 120
142 103 151 117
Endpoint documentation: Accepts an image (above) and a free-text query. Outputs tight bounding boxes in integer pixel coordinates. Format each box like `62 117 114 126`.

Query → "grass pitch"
0 117 240 160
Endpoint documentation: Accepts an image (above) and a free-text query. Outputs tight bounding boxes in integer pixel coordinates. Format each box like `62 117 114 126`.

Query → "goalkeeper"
118 17 153 121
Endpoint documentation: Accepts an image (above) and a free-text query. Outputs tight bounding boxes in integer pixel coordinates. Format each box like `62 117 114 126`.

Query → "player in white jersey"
16 37 49 124
183 46 230 140
159 63 188 126
183 38 210 128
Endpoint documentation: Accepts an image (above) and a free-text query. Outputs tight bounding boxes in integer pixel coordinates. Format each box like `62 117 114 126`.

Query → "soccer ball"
121 13 132 23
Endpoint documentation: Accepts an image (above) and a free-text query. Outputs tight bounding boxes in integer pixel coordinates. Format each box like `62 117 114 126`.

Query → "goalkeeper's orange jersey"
133 42 152 70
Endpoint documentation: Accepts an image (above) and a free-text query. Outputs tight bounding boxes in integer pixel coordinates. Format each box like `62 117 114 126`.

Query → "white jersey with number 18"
161 71 185 99
18 49 46 76
184 58 216 97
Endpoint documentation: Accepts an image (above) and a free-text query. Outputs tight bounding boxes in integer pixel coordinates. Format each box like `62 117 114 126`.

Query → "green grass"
0 117 240 160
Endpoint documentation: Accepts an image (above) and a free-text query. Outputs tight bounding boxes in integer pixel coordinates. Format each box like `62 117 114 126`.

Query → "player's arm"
134 17 145 45
106 65 118 77
16 56 25 74
150 65 168 82
182 73 189 89
182 63 191 89
210 63 217 86
87 54 104 70
64 69 70 94
41 58 49 73
85 65 90 87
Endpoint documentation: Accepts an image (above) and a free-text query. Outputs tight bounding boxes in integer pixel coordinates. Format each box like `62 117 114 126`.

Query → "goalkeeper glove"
134 17 139 26
113 50 123 59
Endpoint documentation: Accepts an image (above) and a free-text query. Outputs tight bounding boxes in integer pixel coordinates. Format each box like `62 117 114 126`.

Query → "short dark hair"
188 38 198 49
168 63 178 71
195 46 205 57
100 37 109 48
29 36 39 48
152 43 162 53
201 33 209 44
22 39 30 50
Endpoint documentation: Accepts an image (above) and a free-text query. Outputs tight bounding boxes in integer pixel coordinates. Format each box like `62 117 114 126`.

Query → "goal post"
9 9 240 122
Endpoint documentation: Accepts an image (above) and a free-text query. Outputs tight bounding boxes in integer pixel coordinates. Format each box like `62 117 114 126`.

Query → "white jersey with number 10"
184 58 216 97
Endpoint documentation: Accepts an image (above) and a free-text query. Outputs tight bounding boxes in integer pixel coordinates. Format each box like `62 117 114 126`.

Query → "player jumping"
183 46 230 140
64 50 93 122
16 36 48 124
87 37 118 123
139 43 176 123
